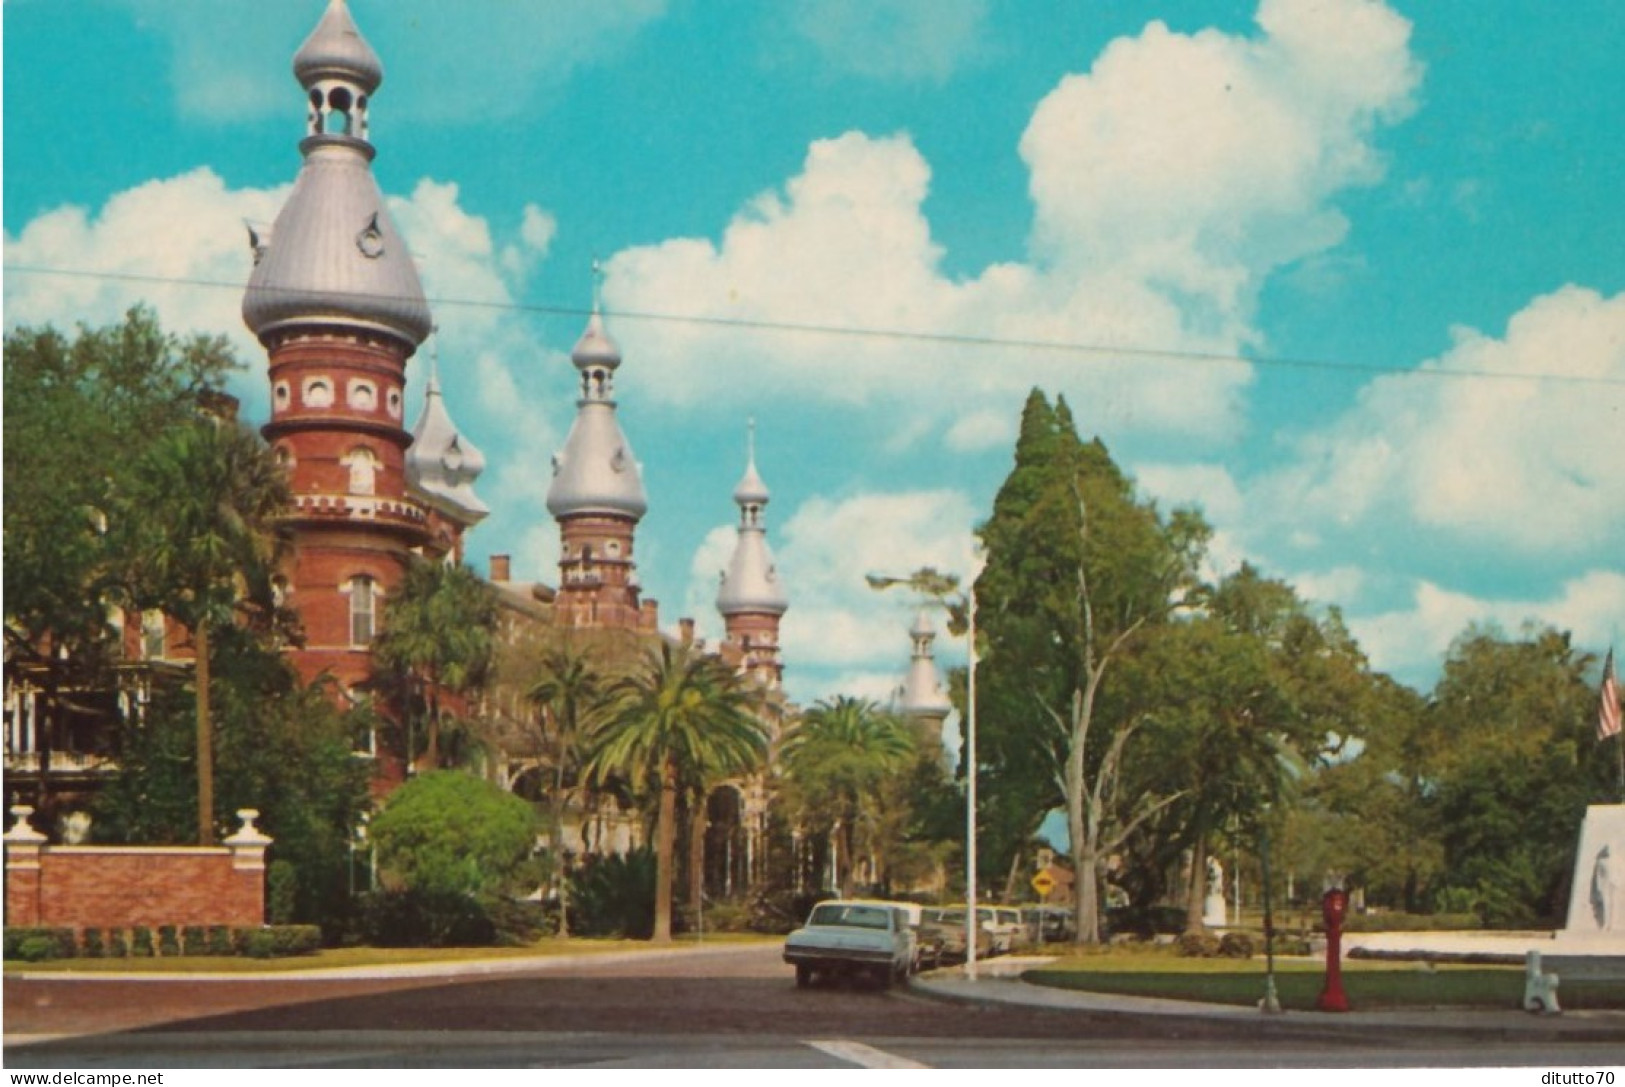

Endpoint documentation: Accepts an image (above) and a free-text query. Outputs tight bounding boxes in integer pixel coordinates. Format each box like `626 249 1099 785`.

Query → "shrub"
158 925 181 957
1174 933 1221 958
82 928 106 959
182 926 208 956
482 896 554 946
267 860 299 925
358 888 496 947
744 888 805 935
206 925 235 955
4 927 75 960
370 771 540 898
701 902 752 933
568 849 656 939
1218 932 1255 959
235 925 323 959
1341 912 1481 933
1106 905 1186 939
130 926 155 957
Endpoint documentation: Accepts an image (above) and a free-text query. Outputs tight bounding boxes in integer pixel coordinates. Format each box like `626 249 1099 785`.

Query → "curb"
4 940 769 984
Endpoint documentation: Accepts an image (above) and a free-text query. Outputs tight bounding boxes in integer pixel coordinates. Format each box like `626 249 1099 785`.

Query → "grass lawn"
1024 952 1625 1011
4 933 775 975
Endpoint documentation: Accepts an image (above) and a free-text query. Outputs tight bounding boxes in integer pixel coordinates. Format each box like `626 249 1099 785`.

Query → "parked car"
1022 905 1076 944
920 906 993 964
782 900 916 989
993 906 1030 953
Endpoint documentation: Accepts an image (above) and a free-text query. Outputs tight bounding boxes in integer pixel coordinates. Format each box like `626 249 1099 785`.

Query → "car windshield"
808 904 891 929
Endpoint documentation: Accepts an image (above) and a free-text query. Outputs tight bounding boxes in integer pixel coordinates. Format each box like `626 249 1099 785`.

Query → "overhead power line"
5 263 1623 389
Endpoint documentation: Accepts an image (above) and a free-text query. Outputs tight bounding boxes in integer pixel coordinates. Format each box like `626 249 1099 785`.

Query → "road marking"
807 1039 930 1069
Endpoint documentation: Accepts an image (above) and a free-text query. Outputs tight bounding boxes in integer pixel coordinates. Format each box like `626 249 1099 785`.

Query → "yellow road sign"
1031 870 1055 896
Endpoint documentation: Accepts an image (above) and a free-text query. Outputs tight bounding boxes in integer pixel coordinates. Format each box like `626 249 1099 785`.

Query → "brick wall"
4 807 270 931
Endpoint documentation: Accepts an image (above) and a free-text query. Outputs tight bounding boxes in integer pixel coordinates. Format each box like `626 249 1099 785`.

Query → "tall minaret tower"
243 0 432 700
716 421 789 688
897 611 952 740
545 297 652 630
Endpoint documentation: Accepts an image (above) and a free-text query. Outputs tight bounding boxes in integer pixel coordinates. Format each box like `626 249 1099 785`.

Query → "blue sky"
5 0 1623 712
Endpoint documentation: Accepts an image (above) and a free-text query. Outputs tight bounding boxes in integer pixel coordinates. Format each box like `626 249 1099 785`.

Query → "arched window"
303 378 333 408
141 610 166 660
349 576 376 646
345 446 378 496
348 379 376 412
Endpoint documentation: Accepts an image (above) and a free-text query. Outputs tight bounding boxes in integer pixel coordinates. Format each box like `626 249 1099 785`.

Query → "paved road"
6 944 1623 1068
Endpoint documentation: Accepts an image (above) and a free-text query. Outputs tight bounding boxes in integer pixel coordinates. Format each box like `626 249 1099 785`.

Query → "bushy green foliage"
1217 932 1255 958
357 888 496 947
158 925 181 956
182 926 208 955
1174 933 1222 958
81 928 106 958
370 771 540 898
207 925 234 955
236 925 322 959
569 849 658 939
131 926 155 957
3 927 76 960
267 860 298 925
1342 911 1482 933
92 635 374 925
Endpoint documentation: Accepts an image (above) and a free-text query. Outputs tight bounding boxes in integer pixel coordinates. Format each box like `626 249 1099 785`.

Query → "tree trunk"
553 759 570 939
653 758 677 943
196 618 215 846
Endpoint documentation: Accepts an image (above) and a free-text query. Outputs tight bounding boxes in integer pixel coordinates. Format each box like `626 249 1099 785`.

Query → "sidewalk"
909 956 1625 1044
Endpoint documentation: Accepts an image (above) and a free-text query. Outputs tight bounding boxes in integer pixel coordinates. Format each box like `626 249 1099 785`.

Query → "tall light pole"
867 567 979 981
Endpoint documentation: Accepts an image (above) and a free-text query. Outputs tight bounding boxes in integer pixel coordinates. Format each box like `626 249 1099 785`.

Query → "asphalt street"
6 943 1623 1069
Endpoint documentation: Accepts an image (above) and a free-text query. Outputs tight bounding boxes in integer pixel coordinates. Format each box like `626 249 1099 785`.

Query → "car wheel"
795 964 812 989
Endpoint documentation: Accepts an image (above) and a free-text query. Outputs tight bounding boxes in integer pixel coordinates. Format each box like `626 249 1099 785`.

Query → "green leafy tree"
370 770 540 898
526 644 615 936
975 390 1209 944
372 558 499 770
585 643 768 942
1421 625 1614 925
92 627 372 924
780 696 915 897
3 308 235 814
111 416 292 845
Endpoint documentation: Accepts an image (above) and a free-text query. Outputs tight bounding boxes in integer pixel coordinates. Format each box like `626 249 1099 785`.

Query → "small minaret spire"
717 418 788 687
546 272 650 630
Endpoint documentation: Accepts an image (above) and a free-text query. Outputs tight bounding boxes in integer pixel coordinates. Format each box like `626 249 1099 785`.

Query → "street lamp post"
867 567 979 982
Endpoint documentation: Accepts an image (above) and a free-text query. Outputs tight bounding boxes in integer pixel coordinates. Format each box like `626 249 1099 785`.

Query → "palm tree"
372 558 498 771
780 696 914 897
584 642 767 942
527 645 613 937
114 417 291 845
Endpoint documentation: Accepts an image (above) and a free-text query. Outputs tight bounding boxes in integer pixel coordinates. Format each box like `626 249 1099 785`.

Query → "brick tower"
545 304 655 631
242 0 434 707
716 421 789 689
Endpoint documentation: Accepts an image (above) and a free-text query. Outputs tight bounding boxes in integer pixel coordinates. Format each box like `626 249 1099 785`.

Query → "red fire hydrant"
1317 887 1350 1012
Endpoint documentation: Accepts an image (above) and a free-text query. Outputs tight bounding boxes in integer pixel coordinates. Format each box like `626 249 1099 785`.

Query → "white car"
783 900 915 989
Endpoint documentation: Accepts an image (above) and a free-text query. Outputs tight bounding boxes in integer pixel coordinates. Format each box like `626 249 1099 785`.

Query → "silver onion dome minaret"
545 306 648 522
407 342 488 555
718 420 788 687
546 298 651 630
242 0 432 348
898 610 952 731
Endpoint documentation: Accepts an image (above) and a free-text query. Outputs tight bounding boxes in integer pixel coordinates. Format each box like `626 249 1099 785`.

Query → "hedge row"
1341 912 1482 933
4 925 321 962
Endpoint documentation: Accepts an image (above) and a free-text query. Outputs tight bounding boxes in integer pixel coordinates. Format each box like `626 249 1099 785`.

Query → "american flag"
1601 648 1623 742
